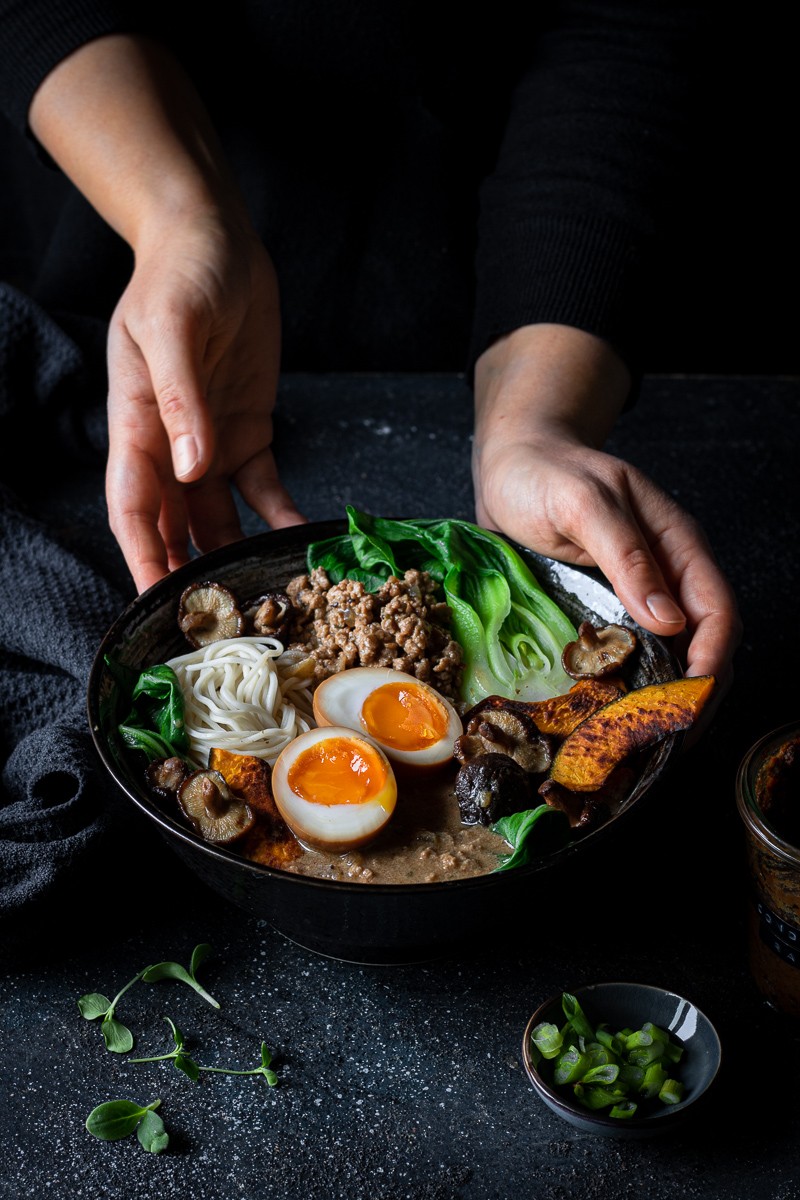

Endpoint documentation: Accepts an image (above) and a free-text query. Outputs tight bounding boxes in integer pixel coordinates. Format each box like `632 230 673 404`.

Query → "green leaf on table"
102 1016 134 1054
127 1016 201 1082
136 1108 169 1154
78 993 112 1020
255 1042 279 1087
190 943 212 975
77 969 146 1051
85 1098 162 1143
174 1051 201 1082
142 943 219 1008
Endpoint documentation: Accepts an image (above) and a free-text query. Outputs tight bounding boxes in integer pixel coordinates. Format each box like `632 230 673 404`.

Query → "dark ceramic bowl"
522 982 722 1138
87 519 682 965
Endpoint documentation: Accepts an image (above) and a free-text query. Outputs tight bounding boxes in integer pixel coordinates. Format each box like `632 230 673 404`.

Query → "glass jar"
736 720 800 1016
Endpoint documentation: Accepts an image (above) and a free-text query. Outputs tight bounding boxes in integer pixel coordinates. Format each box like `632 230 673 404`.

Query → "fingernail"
174 435 199 479
646 591 685 625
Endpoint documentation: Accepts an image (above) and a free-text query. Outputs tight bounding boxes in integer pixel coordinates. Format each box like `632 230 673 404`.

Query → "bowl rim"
520 980 722 1129
86 521 684 897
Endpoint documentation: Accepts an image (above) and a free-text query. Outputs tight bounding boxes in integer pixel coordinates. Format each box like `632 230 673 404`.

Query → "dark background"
643 14 796 376
0 15 795 378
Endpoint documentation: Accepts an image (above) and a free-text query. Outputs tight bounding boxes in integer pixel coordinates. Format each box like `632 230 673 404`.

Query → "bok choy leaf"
105 655 191 762
492 805 571 872
307 507 577 705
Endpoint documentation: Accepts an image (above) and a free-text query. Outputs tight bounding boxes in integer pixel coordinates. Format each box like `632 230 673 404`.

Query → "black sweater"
0 1 709 374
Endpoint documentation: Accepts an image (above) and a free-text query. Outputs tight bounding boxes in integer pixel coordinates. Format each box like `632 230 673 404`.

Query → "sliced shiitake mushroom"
178 581 245 648
561 621 637 680
248 590 294 642
145 756 192 802
177 768 254 844
538 762 636 835
538 778 608 834
456 696 554 774
454 753 535 827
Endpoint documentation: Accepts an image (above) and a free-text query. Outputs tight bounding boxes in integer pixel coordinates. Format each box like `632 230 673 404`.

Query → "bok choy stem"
307 508 577 705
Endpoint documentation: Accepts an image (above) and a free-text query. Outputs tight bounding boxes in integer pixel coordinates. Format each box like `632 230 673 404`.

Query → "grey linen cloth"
0 283 151 950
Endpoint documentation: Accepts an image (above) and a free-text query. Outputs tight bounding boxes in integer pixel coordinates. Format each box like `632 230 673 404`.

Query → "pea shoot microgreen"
128 1017 201 1081
77 970 146 1053
141 942 219 1009
128 1017 279 1087
85 1098 169 1153
80 941 281 1155
199 1041 279 1087
78 943 218 1051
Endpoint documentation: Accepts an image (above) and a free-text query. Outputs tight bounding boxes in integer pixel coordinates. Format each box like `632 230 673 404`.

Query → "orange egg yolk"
360 682 447 752
287 737 390 807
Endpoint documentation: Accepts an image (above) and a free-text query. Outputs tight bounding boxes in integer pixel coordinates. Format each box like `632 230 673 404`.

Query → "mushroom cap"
248 590 294 642
454 753 534 826
177 768 255 843
561 621 637 680
178 581 245 648
538 778 608 832
145 756 192 802
457 696 554 774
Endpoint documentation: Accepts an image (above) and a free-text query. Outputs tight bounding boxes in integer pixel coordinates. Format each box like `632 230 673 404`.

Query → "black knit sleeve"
0 0 155 134
468 0 712 378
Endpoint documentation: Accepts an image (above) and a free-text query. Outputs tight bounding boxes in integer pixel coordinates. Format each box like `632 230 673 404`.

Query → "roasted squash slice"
209 747 302 867
549 675 715 792
524 678 627 738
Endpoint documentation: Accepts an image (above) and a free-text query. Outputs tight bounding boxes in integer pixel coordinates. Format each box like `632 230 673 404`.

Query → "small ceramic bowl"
521 981 722 1139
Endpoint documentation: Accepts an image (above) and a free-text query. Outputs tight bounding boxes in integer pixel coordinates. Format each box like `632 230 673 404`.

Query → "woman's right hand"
28 33 306 593
105 211 305 594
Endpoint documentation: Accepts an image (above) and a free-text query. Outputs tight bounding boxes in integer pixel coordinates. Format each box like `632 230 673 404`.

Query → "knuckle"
552 473 614 532
156 386 190 424
614 543 655 581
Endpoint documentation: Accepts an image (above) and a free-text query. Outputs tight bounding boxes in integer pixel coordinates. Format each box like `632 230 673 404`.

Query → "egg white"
271 724 397 853
312 666 463 769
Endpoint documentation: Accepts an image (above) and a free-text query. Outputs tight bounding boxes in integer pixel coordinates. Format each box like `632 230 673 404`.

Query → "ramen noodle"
166 636 316 765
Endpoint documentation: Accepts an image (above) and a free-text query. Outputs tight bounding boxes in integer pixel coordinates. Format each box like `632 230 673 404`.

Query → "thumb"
129 313 215 485
574 487 687 640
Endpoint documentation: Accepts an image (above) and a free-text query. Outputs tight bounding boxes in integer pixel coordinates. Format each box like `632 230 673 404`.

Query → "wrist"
131 190 253 262
29 34 251 252
473 323 631 453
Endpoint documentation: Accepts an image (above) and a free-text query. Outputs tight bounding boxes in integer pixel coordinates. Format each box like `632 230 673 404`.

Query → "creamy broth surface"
246 766 509 884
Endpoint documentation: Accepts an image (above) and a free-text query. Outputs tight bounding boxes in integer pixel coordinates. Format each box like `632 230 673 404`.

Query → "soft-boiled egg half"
312 666 463 771
271 725 397 853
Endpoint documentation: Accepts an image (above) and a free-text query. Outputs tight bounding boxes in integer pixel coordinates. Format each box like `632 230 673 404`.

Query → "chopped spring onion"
535 993 688 1119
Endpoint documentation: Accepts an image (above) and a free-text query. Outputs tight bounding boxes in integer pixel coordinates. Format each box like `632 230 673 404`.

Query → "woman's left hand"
472 324 743 701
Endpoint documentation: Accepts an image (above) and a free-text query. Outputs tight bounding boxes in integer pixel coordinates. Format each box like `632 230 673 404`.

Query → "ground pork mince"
285 567 463 701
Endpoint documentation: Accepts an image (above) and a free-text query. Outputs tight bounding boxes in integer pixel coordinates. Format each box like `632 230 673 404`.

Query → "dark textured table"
3 372 799 1199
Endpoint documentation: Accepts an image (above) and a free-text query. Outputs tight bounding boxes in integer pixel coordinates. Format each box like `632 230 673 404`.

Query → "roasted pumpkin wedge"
209 747 302 867
549 675 715 792
523 678 627 738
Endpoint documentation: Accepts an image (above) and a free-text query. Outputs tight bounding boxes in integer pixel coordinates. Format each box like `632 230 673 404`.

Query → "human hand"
27 34 307 594
106 213 306 593
472 325 742 701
